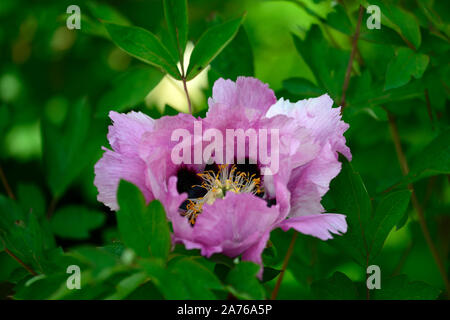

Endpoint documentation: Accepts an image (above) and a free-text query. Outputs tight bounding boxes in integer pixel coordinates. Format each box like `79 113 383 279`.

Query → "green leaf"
86 1 130 26
372 275 441 300
169 257 223 299
96 66 163 117
311 272 358 299
116 181 171 260
326 4 353 35
0 195 54 274
140 259 192 299
163 0 188 60
282 77 325 98
103 22 181 79
225 262 265 300
50 206 105 240
369 1 422 49
366 190 411 261
210 25 254 79
384 48 429 90
105 271 148 300
406 129 450 183
292 26 349 100
329 157 372 266
42 98 103 198
125 281 164 299
17 183 46 218
186 15 245 80
262 267 280 283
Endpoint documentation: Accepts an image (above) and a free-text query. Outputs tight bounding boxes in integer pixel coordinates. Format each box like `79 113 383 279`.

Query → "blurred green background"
0 0 449 299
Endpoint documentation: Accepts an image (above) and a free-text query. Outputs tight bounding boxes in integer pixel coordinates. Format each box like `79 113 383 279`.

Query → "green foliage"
292 25 348 101
103 23 181 79
406 129 450 183
50 206 105 240
311 272 358 300
186 16 245 80
329 158 411 265
372 275 441 300
96 67 163 117
0 0 448 301
385 48 429 90
163 0 189 60
42 99 103 198
116 181 170 260
225 262 265 300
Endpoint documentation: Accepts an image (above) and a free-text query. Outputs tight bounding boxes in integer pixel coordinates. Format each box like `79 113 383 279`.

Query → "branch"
387 111 449 298
0 164 15 200
175 29 193 115
424 89 435 131
270 232 297 300
340 5 364 109
4 247 38 276
182 76 192 114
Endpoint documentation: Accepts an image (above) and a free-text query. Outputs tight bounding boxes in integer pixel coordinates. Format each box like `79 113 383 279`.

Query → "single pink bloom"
94 77 351 277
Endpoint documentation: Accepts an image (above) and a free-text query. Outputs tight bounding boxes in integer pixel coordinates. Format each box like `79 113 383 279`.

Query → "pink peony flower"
94 77 351 276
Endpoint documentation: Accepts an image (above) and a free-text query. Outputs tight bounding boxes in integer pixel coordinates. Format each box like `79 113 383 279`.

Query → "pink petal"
94 111 154 210
207 77 277 122
279 213 347 240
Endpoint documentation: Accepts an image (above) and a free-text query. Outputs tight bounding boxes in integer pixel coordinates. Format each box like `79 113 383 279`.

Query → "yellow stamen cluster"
180 164 263 225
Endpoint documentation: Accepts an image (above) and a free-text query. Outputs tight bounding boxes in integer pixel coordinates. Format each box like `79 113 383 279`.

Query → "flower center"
180 164 263 226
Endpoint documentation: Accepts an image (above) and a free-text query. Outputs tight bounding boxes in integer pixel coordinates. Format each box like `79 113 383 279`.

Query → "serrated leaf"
103 22 181 79
116 181 171 260
0 195 54 274
186 15 245 80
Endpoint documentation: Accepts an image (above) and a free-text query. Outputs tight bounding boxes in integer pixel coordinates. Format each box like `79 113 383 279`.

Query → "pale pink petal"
94 111 154 210
172 192 278 260
279 213 347 240
207 76 277 122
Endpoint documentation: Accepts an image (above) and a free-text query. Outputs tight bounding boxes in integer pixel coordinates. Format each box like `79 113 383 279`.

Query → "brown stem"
175 29 192 115
424 89 435 131
4 247 37 276
0 165 15 200
392 241 413 276
46 197 58 219
340 5 364 109
182 77 192 114
387 111 450 297
270 232 297 300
